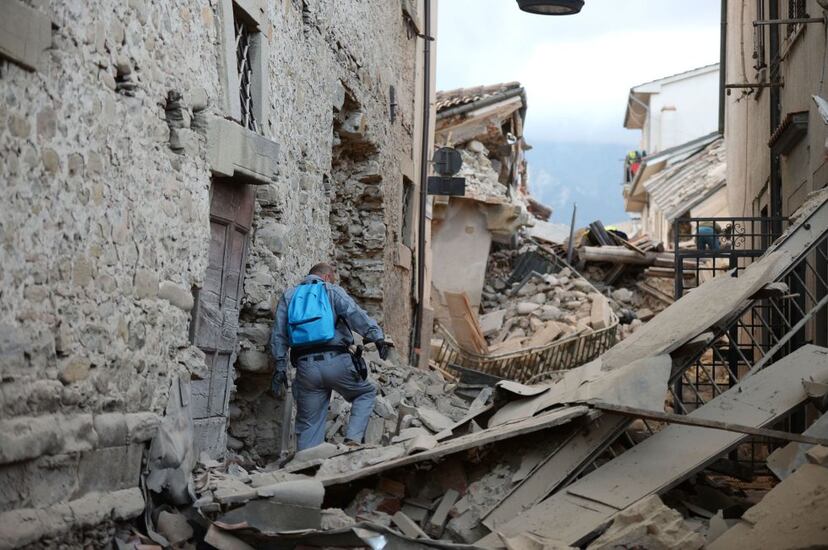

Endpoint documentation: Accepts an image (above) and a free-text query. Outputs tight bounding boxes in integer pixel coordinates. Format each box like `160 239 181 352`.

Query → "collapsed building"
105 191 828 549
429 82 535 312
0 0 438 545
2 0 828 548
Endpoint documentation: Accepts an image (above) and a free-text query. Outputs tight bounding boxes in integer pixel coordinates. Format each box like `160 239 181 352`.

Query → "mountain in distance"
526 141 634 229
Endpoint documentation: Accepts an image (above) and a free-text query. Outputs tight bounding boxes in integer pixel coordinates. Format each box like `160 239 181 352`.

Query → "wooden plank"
608 231 647 256
482 346 828 546
644 267 693 279
427 360 459 383
603 263 626 285
590 402 828 447
525 322 563 347
589 294 611 330
482 413 627 531
635 281 674 304
443 292 488 354
319 406 590 487
581 246 656 266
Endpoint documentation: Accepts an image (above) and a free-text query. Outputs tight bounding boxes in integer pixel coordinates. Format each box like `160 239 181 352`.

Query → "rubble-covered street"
2 0 828 549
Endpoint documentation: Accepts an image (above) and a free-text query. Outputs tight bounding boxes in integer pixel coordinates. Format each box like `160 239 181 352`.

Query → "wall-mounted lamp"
516 0 584 15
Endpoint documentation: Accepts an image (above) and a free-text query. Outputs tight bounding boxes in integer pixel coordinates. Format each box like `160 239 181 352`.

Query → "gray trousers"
293 351 376 451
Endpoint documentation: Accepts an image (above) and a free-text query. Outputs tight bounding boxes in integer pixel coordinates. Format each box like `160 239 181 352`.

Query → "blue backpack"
287 280 336 347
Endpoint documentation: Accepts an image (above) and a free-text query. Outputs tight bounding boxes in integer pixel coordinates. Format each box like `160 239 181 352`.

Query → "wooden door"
191 178 255 458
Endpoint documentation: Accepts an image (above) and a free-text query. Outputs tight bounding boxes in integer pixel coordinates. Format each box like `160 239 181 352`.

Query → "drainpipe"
719 0 727 135
412 0 432 366
768 0 783 235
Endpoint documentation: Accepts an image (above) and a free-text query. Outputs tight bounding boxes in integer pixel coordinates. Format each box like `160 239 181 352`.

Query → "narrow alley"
1 1 827 549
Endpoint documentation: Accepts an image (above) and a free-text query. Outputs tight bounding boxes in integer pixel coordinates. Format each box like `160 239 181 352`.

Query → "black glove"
375 340 390 361
271 370 288 398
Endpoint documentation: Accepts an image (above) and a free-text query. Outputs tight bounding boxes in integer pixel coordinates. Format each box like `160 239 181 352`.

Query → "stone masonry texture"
0 0 421 545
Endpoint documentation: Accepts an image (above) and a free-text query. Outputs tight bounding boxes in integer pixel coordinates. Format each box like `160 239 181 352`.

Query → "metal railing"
433 320 618 384
235 15 259 133
673 216 789 298
433 247 618 383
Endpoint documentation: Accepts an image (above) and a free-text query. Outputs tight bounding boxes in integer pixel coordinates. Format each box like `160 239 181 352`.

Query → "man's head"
309 262 336 283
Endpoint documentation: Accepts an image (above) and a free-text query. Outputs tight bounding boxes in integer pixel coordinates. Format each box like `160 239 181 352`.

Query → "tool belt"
290 344 368 380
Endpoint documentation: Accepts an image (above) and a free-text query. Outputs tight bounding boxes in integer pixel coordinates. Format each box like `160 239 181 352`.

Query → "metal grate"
787 0 807 37
234 15 258 133
665 211 828 474
568 205 828 488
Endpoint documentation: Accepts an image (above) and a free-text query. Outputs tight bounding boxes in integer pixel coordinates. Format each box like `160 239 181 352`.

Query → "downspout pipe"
769 0 783 234
413 0 432 366
719 0 727 135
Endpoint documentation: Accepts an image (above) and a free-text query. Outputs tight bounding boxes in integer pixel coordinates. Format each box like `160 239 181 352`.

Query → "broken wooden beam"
644 267 694 279
590 402 828 447
477 345 828 547
609 231 647 256
318 406 589 487
581 246 657 266
635 281 674 304
392 511 430 539
482 413 628 531
425 489 459 538
589 294 611 330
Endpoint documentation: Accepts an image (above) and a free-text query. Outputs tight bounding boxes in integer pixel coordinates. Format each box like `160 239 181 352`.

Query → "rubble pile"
479 266 613 353
456 141 509 199
479 239 660 351
562 223 680 340
325 351 471 447
119 196 828 550
581 263 673 340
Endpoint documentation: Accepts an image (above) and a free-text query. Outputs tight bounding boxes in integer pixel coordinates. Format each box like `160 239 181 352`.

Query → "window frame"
217 0 269 134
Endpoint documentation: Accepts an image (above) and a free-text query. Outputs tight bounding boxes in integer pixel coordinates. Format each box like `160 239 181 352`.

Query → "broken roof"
642 136 726 222
436 82 523 114
626 131 720 204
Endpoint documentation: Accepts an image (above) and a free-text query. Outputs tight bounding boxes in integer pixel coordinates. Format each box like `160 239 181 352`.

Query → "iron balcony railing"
433 245 618 383
673 216 789 299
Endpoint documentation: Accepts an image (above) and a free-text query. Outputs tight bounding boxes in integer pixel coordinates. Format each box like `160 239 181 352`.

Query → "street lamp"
516 0 584 15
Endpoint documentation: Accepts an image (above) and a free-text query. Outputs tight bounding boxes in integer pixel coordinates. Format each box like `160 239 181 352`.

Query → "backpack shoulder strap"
323 282 351 333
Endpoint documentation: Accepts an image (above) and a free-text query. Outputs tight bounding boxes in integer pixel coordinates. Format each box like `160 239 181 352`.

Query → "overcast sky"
436 0 722 144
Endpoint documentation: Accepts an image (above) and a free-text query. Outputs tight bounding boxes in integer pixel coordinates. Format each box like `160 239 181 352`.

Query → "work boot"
343 439 362 449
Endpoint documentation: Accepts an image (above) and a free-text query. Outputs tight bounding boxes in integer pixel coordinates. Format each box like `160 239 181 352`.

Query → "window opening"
402 177 415 248
234 6 258 133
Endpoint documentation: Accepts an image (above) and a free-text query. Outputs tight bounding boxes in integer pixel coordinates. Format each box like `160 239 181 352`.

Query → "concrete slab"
483 413 626 531
708 463 828 550
478 346 828 547
392 511 430 539
767 412 828 479
255 479 324 507
319 406 589 487
216 499 322 534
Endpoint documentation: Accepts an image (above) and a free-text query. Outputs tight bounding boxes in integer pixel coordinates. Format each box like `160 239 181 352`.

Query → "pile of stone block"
325 352 470 446
479 265 613 353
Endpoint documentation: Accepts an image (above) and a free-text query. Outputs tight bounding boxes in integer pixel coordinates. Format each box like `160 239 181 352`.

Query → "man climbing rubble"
270 262 391 451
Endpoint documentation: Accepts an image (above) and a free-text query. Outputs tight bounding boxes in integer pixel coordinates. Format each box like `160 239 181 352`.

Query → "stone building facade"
725 0 827 219
0 0 435 545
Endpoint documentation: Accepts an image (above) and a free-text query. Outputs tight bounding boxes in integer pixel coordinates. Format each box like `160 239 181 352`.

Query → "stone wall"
0 0 423 543
230 0 420 464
